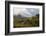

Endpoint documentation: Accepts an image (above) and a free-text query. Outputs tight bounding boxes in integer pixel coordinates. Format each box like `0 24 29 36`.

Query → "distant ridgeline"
14 14 39 18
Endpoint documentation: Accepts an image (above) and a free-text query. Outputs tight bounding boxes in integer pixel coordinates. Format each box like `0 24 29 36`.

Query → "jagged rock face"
13 8 39 18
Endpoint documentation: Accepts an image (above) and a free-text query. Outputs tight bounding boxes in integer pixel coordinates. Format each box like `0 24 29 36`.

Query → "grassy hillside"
13 16 39 28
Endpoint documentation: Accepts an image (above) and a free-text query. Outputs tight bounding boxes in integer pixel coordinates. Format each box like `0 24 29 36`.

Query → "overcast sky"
13 7 39 17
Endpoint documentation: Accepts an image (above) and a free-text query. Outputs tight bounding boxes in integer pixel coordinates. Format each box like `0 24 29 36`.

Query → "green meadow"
13 15 39 28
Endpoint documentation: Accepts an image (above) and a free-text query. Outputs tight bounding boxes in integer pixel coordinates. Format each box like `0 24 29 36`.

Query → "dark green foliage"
36 14 39 18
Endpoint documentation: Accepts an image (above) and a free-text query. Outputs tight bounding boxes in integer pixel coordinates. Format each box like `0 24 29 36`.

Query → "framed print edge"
5 1 10 35
5 1 45 35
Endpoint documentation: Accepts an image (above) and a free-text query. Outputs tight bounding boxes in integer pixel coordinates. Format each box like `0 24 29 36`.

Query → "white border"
10 4 43 32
